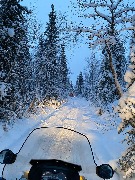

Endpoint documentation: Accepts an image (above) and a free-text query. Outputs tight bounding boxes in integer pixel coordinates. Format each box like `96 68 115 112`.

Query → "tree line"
0 1 71 122
74 0 135 178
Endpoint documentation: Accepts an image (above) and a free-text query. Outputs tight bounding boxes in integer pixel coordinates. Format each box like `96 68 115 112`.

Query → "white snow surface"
0 97 130 179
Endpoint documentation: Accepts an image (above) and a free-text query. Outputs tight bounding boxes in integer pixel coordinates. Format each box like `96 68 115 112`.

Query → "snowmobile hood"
30 159 82 172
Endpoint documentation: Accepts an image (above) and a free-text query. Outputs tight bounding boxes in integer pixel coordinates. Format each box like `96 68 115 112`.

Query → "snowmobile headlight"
80 176 86 180
20 171 29 179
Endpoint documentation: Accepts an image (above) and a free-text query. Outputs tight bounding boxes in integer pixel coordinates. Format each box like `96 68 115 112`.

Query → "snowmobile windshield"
2 127 100 180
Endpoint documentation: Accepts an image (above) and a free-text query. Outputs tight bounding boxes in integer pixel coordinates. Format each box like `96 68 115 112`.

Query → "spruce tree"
58 44 68 97
117 17 135 178
75 72 84 96
35 35 48 99
84 54 100 104
98 56 118 106
0 0 31 121
44 4 59 98
111 39 127 88
35 4 60 101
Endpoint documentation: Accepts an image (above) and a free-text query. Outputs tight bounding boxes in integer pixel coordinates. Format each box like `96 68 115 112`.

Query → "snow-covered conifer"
75 72 84 96
0 0 31 121
83 54 100 104
58 44 69 97
35 4 66 101
117 15 135 178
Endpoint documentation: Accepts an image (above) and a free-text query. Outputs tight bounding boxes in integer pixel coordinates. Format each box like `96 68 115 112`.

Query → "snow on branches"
117 12 135 178
0 82 10 101
118 82 135 130
77 0 135 36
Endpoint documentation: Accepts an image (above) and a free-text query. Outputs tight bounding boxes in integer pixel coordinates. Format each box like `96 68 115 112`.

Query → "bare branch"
118 26 135 32
115 0 123 10
84 13 98 18
115 7 135 18
110 0 114 4
115 17 133 24
95 8 112 23
83 2 112 9
66 27 95 34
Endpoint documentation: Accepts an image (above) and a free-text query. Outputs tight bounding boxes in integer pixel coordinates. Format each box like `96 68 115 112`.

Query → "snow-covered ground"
0 97 130 179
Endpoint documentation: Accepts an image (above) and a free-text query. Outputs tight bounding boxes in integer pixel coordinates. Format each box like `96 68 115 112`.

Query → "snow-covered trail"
0 97 127 179
41 98 124 164
40 98 98 130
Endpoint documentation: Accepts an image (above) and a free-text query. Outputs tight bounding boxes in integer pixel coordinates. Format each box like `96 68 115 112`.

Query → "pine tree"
68 80 74 94
98 56 118 106
0 0 31 121
44 4 59 97
117 16 135 178
13 21 32 113
75 72 84 96
111 39 127 88
35 4 61 101
34 35 48 99
58 44 69 97
84 54 100 104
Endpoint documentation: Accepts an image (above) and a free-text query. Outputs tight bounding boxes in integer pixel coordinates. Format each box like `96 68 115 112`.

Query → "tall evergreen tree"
75 72 84 96
117 16 135 178
34 35 48 99
35 4 63 101
84 54 100 104
44 4 59 97
98 56 117 106
58 44 69 96
111 39 127 88
68 80 74 94
0 0 31 121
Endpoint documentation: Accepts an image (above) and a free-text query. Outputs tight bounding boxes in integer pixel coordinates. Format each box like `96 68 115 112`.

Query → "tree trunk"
105 41 123 98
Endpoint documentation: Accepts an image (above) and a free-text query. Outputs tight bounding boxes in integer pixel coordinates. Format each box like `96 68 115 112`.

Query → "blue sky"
21 0 91 84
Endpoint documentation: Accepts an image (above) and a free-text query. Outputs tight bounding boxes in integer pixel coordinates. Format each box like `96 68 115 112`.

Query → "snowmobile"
0 127 114 180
